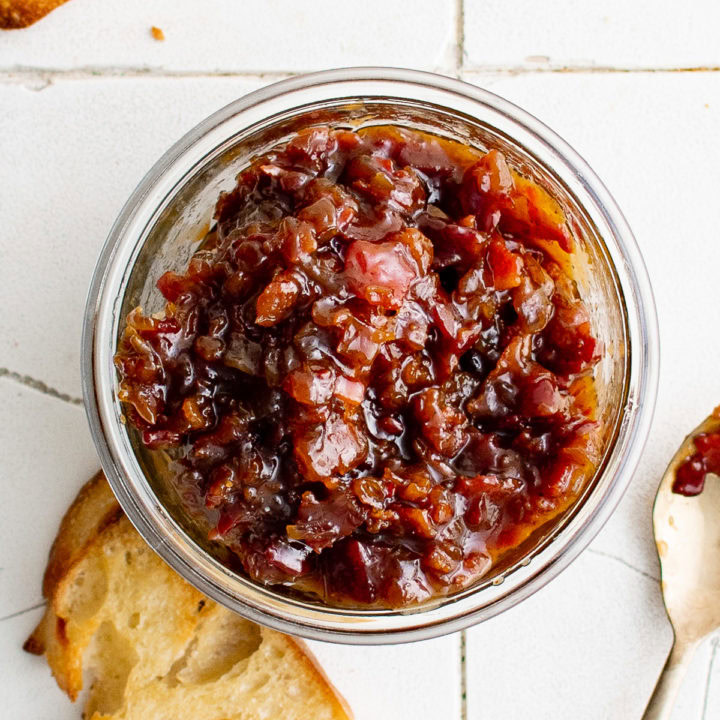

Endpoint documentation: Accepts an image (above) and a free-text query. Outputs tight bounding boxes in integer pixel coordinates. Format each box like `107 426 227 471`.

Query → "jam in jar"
115 125 603 607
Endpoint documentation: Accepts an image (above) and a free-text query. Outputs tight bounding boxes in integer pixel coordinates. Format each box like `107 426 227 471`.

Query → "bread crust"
24 471 121 662
282 635 355 720
0 0 71 29
43 471 122 598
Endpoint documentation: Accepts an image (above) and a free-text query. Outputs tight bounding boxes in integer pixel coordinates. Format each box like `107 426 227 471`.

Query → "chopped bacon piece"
344 239 417 309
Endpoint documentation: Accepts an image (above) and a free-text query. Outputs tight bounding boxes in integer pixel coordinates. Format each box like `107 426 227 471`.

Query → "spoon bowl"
643 406 720 719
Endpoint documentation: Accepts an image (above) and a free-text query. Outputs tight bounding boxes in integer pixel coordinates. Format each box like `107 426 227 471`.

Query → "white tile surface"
466 550 673 720
0 379 99 619
0 77 263 397
0 0 457 73
307 635 461 720
464 1 720 70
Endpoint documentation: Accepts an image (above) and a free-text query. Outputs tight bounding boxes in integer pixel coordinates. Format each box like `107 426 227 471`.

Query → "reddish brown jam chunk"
114 125 602 608
673 429 720 496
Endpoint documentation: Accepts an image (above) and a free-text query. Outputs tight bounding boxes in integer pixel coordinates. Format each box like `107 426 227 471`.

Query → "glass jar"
82 67 658 644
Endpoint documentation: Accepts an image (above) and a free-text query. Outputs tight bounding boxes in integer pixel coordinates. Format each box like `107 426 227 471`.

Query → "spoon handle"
642 640 697 720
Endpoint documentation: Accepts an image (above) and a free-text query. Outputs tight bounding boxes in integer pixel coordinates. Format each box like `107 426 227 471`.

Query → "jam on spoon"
672 410 720 496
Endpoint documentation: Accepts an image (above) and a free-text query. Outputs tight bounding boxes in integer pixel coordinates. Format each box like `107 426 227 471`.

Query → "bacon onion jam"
114 125 603 607
672 410 720 497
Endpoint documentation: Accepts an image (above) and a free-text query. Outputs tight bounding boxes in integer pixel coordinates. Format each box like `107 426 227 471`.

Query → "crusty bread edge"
280 634 354 720
0 0 71 29
25 470 120 660
42 471 122 599
24 488 126 699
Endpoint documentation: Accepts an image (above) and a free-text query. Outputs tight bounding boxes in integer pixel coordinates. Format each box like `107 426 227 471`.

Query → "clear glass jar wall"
83 68 658 643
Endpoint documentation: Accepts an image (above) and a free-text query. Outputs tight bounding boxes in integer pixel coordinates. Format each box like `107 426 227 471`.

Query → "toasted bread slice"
0 0 71 29
25 474 351 720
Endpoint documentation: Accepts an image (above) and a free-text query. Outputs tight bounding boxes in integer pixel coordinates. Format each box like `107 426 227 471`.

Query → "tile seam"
455 0 465 78
0 64 719 87
463 65 720 75
702 636 719 720
0 67 292 78
586 548 659 582
0 601 46 623
460 629 467 720
0 368 83 406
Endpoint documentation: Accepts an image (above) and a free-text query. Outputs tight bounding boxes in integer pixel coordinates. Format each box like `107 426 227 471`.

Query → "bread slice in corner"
24 472 352 720
0 0 72 29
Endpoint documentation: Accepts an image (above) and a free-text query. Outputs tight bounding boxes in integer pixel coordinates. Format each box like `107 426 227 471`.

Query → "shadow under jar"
83 68 658 644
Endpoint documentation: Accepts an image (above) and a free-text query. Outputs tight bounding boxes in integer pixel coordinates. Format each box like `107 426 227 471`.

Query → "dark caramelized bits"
114 125 603 608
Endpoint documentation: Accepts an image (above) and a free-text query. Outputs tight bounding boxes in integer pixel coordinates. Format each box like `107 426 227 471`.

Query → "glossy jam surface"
115 125 602 607
673 428 720 496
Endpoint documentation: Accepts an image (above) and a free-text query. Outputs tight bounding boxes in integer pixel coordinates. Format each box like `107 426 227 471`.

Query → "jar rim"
82 67 659 644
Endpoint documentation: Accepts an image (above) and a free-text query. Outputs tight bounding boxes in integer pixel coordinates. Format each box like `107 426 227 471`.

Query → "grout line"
455 0 465 78
0 601 46 623
460 629 467 720
0 67 292 89
0 64 719 88
461 64 720 75
702 636 719 720
0 66 293 80
586 548 659 582
0 368 83 406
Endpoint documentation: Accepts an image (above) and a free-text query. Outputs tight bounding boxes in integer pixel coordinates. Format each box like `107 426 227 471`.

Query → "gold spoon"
643 407 720 720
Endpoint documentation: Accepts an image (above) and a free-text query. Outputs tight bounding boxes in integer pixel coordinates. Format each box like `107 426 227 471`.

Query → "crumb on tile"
151 25 165 41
